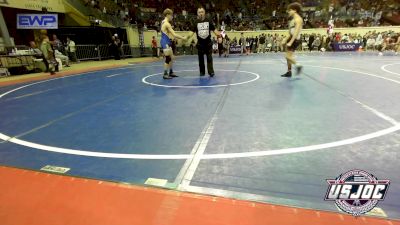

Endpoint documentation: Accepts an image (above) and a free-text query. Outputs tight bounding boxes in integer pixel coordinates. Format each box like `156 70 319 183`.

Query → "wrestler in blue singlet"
160 21 172 49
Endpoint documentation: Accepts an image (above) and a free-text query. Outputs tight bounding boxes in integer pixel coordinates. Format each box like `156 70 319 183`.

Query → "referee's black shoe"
281 71 292 77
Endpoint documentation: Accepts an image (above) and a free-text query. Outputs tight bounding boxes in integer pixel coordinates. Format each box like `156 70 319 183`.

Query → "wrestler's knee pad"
165 55 171 64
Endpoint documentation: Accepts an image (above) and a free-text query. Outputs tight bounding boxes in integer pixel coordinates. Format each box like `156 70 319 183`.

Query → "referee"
188 6 220 77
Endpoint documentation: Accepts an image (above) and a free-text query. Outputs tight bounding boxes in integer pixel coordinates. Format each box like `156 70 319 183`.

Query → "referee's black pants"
197 45 214 75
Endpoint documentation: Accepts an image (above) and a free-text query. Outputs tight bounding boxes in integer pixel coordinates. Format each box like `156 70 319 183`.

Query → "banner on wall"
0 0 66 13
17 14 58 29
333 43 362 51
229 46 242 54
139 7 156 13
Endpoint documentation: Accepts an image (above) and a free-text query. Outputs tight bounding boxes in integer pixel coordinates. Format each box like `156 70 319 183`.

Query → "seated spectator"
29 41 48 72
66 37 78 63
366 36 376 50
29 41 43 57
54 50 70 67
312 37 321 51
380 35 391 52
52 34 64 54
375 33 383 49
341 34 349 43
